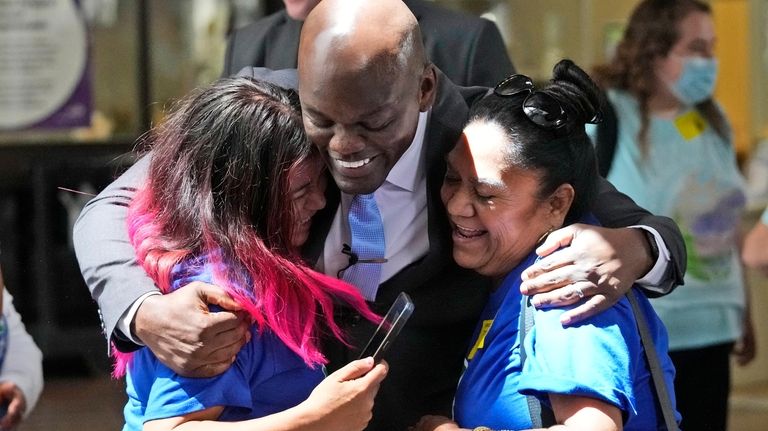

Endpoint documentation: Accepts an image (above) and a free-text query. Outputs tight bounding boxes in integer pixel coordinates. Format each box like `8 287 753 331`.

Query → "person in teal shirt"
591 1 756 429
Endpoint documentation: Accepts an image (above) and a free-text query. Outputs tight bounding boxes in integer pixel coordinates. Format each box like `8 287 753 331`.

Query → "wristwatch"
642 228 660 263
473 427 493 431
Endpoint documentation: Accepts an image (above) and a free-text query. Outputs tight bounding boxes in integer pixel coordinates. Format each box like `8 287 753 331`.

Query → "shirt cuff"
117 291 162 345
630 225 671 292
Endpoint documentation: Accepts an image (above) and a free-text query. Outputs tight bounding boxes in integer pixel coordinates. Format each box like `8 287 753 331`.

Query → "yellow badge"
467 319 494 360
674 110 707 140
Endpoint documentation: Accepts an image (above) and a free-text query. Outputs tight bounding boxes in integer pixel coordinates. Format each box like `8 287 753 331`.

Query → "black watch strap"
642 229 660 263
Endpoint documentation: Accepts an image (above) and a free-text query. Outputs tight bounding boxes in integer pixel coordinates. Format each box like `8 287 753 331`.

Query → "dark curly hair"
469 59 600 225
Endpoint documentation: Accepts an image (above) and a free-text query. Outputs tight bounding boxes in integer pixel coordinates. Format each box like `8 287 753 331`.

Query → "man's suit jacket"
222 0 515 87
73 68 686 431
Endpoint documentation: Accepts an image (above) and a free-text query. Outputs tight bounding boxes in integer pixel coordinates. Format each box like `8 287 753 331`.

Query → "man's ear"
418 63 437 112
547 183 575 226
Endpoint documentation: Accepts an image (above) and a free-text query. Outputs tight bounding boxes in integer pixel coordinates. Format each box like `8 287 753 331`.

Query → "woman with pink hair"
116 76 386 431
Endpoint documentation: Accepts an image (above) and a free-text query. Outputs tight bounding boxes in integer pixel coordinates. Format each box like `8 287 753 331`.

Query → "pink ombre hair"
112 77 377 378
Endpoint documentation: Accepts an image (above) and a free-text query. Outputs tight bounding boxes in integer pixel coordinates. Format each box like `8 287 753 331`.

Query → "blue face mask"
668 57 718 106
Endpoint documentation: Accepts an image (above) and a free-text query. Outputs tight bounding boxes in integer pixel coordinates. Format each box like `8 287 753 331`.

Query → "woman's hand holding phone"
297 357 388 431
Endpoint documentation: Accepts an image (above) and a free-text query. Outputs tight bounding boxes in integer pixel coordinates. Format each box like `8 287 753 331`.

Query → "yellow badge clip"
467 319 493 360
674 110 707 140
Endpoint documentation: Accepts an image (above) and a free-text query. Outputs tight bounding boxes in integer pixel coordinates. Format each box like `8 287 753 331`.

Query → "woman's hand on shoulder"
519 224 648 325
296 357 388 431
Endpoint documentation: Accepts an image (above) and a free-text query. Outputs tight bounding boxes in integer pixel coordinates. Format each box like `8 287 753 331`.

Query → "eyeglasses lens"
522 92 567 128
494 74 534 97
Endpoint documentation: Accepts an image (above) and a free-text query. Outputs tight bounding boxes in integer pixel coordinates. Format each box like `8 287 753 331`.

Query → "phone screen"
357 292 415 362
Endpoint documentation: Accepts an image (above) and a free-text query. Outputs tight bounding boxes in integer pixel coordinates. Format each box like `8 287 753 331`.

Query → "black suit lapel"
408 71 476 278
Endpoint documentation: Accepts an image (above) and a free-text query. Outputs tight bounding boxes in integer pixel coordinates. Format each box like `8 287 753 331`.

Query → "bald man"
223 0 515 87
74 0 685 429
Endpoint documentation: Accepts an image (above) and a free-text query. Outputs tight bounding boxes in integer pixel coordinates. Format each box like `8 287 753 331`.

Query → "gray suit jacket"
74 68 685 431
223 0 515 87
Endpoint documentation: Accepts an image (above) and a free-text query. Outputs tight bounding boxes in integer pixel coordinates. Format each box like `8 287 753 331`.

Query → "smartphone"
358 292 415 362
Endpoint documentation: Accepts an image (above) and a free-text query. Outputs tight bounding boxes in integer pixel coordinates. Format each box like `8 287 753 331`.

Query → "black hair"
469 59 600 224
143 76 313 255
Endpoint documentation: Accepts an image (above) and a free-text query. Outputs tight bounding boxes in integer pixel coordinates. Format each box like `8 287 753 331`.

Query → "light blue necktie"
343 194 386 301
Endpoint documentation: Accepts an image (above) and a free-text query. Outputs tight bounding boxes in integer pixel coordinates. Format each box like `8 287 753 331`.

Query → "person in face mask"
591 1 756 430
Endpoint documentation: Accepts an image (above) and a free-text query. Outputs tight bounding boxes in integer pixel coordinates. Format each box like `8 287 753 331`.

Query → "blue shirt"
454 247 679 430
122 255 325 431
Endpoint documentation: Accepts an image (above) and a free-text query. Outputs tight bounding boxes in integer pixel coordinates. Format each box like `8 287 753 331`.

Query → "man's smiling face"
299 64 425 195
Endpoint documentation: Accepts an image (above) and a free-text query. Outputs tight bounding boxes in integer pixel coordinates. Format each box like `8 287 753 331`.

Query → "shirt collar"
385 110 429 192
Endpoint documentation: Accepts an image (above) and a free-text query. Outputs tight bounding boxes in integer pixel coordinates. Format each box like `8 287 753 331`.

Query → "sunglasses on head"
493 74 602 129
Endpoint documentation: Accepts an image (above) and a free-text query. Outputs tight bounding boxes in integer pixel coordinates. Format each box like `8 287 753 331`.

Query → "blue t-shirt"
454 249 679 430
122 256 325 431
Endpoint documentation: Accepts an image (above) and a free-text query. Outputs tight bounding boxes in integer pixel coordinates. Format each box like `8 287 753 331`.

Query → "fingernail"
560 315 572 325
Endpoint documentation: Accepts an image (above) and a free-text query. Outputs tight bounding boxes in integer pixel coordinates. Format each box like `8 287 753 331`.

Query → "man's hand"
520 224 654 325
0 381 26 430
133 282 250 377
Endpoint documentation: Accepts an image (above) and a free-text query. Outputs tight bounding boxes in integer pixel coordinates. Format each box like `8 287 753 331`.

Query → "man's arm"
520 176 686 324
73 156 248 376
590 176 685 291
73 156 158 351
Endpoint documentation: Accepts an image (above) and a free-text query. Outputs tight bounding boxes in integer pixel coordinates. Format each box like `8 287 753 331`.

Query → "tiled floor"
17 373 768 431
20 375 125 431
